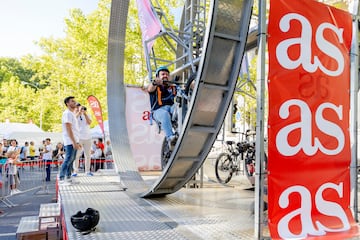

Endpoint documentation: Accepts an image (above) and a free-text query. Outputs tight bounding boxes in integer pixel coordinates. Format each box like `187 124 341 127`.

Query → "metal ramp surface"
59 171 260 240
107 0 253 196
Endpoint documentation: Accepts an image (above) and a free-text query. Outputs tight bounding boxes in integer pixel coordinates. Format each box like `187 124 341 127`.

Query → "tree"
0 0 189 131
20 0 111 131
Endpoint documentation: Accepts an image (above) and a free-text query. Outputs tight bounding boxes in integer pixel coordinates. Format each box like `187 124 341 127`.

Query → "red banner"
268 0 357 239
87 95 105 136
136 0 161 52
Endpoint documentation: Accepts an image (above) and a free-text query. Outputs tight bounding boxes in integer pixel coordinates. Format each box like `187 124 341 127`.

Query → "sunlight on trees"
0 0 349 131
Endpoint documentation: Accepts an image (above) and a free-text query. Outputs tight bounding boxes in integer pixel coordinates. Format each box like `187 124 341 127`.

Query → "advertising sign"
268 0 357 238
125 86 163 170
87 95 105 136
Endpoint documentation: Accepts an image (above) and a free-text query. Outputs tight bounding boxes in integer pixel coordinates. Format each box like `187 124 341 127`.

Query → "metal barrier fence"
1 158 46 207
0 157 114 208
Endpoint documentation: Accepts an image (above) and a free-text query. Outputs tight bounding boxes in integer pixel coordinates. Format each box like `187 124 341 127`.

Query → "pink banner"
125 86 163 171
87 95 105 136
136 0 161 52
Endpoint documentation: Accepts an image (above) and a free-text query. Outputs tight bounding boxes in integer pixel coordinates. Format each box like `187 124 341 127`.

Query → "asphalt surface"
0 167 57 240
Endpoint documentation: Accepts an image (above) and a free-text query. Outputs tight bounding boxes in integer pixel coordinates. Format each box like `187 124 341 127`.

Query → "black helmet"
155 66 170 77
71 208 100 232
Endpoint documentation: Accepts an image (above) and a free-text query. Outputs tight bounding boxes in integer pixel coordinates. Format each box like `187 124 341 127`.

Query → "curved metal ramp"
107 0 253 197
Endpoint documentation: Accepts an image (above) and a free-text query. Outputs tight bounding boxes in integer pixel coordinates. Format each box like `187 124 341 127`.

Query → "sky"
0 0 100 58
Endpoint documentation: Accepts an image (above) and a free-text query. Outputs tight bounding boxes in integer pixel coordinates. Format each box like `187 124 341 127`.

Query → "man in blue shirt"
146 66 177 146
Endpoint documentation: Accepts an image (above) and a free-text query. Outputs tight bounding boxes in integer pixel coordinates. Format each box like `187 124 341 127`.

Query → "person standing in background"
6 139 19 153
104 140 113 169
6 150 21 195
59 96 81 184
73 103 93 177
19 142 28 162
53 142 65 160
42 138 53 182
6 139 21 186
96 138 105 170
2 139 9 154
29 141 36 160
29 141 36 169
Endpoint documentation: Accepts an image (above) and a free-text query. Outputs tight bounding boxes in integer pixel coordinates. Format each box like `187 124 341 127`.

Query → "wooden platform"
16 203 61 240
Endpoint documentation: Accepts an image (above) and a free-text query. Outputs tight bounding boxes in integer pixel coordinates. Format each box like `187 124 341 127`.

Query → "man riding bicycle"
146 66 177 147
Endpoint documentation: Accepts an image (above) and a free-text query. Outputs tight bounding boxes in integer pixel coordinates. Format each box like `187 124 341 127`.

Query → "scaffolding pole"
254 0 267 239
349 0 359 222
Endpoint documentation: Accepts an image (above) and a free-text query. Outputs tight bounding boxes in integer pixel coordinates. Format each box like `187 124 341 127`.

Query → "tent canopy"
0 122 62 147
90 120 109 139
0 123 43 139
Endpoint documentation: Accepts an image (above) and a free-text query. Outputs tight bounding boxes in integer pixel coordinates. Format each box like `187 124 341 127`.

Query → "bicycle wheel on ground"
215 153 233 184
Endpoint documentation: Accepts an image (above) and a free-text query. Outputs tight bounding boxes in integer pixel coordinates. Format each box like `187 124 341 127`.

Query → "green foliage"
20 0 111 131
0 0 193 131
235 56 258 129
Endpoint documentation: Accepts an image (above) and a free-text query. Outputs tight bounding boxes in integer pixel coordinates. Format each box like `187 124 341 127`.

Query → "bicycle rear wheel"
244 153 268 186
215 153 234 184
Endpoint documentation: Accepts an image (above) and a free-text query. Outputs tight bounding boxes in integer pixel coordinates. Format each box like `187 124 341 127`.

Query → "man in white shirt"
73 103 93 177
42 138 53 182
59 96 81 184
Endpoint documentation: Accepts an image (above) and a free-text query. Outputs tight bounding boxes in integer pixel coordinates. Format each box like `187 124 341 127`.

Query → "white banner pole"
349 0 359 222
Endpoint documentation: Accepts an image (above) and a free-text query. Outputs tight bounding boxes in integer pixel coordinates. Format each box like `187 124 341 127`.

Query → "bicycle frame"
215 133 258 184
160 80 191 169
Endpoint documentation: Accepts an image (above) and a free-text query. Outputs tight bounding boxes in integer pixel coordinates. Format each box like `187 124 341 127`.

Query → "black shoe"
168 135 177 150
169 135 177 145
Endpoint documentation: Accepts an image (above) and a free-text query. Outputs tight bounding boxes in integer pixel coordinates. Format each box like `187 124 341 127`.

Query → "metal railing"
1 158 46 207
0 156 115 209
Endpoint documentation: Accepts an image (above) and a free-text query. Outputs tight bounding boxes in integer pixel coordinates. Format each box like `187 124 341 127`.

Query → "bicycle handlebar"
162 80 185 85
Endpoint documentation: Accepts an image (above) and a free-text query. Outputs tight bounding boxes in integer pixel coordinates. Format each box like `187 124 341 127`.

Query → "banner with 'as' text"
268 0 358 238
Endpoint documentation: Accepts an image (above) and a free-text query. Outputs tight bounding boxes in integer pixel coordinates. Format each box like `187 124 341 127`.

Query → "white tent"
90 120 109 139
0 123 44 138
0 122 62 147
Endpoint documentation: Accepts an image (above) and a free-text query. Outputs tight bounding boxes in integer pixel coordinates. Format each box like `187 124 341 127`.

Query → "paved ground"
0 167 57 240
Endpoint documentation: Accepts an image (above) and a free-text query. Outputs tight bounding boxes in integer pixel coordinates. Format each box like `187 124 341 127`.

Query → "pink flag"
136 0 161 52
87 95 105 136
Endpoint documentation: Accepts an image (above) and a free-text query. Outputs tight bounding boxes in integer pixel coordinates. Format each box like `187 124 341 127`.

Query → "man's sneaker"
63 181 72 186
71 173 78 177
59 180 71 186
168 135 177 144
168 135 177 149
86 172 94 176
65 178 72 183
14 189 22 194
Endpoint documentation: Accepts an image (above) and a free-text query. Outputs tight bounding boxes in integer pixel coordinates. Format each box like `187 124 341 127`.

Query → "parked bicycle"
214 130 267 185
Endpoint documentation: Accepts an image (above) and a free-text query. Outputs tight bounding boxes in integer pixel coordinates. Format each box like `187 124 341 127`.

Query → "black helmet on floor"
71 208 100 232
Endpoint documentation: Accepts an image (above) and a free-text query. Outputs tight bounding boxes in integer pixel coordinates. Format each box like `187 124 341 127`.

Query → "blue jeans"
59 144 77 180
44 159 52 181
153 105 175 139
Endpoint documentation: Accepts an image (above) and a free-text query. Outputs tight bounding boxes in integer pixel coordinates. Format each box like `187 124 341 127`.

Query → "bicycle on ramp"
155 76 196 169
214 130 267 185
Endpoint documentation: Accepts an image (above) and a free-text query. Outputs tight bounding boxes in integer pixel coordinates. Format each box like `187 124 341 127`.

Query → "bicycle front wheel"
215 153 234 184
161 138 171 169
